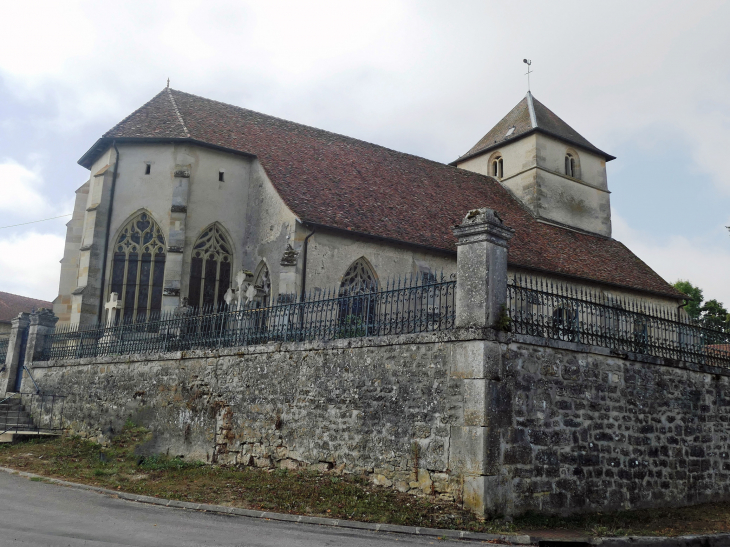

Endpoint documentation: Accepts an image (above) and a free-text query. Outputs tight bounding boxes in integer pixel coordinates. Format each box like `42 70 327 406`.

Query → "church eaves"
77 88 679 298
451 92 615 165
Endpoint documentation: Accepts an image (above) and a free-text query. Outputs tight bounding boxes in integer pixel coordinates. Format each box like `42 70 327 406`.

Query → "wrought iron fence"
40 273 456 361
0 393 66 436
0 332 9 364
507 275 730 369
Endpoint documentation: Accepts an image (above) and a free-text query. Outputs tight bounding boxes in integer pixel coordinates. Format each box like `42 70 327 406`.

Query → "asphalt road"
0 471 489 547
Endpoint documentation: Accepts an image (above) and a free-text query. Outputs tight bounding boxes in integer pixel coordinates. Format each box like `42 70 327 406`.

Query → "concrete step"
0 423 36 430
0 431 59 443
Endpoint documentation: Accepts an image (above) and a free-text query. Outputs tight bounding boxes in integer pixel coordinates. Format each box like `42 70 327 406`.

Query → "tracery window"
188 224 232 310
338 258 378 334
109 211 166 322
253 263 271 308
492 156 503 179
339 258 378 296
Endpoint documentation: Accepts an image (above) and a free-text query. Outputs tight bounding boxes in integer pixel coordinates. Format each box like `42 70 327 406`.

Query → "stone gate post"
1 313 30 394
449 208 514 517
24 309 59 367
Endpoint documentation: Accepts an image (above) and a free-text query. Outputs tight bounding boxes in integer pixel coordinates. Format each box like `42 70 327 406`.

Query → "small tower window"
492 156 503 179
144 163 151 175
565 154 575 178
218 170 225 182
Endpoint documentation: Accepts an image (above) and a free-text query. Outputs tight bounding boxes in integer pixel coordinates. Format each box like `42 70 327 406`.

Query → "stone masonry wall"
30 333 466 502
26 329 730 517
498 336 730 515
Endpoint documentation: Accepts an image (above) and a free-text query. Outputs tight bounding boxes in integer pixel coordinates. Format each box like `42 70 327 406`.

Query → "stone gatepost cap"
458 208 504 227
452 207 515 245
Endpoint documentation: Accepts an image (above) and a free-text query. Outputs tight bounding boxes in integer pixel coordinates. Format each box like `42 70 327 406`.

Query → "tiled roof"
81 88 680 298
453 92 615 164
0 291 53 323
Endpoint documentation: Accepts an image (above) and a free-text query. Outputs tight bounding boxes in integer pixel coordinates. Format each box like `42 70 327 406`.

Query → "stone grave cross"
105 292 120 325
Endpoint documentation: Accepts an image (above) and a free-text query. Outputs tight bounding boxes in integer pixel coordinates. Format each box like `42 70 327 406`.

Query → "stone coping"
33 327 728 379
511 333 730 378
32 328 508 369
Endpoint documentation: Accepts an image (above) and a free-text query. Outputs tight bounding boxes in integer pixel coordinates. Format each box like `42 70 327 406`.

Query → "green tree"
700 299 730 334
673 280 703 319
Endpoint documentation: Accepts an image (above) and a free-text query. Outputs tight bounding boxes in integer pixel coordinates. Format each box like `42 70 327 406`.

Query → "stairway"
0 396 58 442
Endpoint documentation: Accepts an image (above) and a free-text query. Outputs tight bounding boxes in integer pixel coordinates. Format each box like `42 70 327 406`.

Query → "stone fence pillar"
24 309 59 367
452 208 514 329
449 208 515 517
1 313 30 394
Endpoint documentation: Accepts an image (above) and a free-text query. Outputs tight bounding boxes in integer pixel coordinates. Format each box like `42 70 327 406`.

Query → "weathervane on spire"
523 59 532 92
167 77 170 88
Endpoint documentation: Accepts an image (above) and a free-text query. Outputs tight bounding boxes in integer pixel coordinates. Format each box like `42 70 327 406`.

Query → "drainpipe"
299 228 316 302
97 141 120 323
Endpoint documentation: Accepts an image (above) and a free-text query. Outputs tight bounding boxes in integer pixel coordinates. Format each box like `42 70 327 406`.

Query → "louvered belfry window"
110 211 166 322
188 224 232 310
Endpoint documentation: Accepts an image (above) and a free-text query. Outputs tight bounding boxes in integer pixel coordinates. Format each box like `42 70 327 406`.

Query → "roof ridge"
169 88 463 172
526 91 537 128
167 87 190 138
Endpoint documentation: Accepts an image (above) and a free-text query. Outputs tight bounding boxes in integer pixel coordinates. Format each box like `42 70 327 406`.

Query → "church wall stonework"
53 181 89 324
535 134 608 191
534 169 612 236
298 226 456 292
456 134 537 182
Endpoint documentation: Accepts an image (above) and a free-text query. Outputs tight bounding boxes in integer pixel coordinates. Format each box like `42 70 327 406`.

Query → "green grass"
0 426 497 532
3 429 730 538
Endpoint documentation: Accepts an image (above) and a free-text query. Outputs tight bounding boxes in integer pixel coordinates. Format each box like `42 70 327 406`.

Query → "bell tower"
452 92 615 237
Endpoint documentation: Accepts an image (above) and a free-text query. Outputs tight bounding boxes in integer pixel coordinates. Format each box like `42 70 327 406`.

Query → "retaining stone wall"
30 333 466 501
500 338 730 514
27 331 730 516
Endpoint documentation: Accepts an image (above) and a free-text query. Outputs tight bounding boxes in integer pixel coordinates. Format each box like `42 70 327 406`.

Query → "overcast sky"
1 0 729 305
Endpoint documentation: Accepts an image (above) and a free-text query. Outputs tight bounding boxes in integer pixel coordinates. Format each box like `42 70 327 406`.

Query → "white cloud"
0 232 64 301
0 160 56 217
0 159 74 224
0 159 72 300
613 213 730 306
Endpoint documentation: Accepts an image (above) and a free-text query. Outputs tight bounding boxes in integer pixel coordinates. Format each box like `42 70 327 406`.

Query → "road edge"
0 465 530 544
5 466 730 546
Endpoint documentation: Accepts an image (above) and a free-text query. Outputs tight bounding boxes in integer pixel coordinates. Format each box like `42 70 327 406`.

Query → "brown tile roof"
452 92 615 164
80 88 680 298
0 291 53 324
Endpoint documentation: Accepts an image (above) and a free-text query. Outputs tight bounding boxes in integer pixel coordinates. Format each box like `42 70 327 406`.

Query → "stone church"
53 86 681 326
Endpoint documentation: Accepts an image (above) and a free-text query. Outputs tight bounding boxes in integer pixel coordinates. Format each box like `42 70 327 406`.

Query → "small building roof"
451 92 615 165
78 88 680 298
0 291 53 324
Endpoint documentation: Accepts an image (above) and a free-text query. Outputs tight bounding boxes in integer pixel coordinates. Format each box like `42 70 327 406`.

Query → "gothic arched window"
253 263 271 308
338 258 378 335
188 224 233 310
109 211 166 322
339 258 378 297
